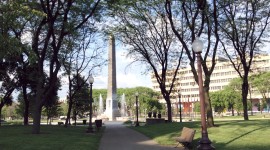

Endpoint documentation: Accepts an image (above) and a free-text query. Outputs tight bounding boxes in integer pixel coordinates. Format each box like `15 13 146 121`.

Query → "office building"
151 54 270 114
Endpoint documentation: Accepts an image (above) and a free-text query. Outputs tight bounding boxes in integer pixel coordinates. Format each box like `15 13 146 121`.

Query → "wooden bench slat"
174 127 196 149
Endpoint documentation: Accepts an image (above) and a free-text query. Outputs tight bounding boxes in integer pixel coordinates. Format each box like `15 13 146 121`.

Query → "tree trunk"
0 106 2 126
23 100 29 125
165 97 172 122
232 105 235 116
22 82 29 125
64 98 73 127
204 90 215 127
74 114 77 126
32 104 42 134
242 76 249 120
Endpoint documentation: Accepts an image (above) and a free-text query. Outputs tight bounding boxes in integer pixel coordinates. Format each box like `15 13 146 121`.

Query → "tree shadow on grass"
225 126 268 145
209 125 270 150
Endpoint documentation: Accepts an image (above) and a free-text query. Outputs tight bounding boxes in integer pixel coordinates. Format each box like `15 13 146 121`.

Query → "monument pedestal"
105 109 120 121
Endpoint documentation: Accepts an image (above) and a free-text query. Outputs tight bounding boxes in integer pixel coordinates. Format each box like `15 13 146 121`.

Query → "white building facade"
151 54 270 114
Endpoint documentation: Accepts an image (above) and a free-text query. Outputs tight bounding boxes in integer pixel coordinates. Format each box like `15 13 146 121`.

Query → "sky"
57 39 270 100
58 42 153 100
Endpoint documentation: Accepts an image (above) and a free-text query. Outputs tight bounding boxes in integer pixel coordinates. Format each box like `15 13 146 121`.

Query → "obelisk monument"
105 34 119 121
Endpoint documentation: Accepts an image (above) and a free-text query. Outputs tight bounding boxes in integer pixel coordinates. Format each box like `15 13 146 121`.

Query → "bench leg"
174 142 180 148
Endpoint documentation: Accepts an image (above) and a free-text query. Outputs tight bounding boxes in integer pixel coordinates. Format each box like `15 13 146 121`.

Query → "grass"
0 125 103 150
1 116 270 150
132 119 270 150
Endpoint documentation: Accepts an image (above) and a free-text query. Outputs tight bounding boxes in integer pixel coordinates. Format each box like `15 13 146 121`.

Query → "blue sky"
58 38 270 100
58 42 153 100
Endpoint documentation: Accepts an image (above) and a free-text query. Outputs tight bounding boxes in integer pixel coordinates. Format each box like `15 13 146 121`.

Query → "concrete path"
98 121 181 150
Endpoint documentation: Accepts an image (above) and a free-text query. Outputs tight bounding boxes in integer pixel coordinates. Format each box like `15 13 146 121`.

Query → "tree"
42 79 61 125
92 87 161 117
210 91 226 115
0 1 43 126
22 0 102 134
118 87 161 117
0 1 22 124
0 84 13 126
17 64 39 126
210 85 242 116
15 92 35 119
43 101 62 125
61 20 106 127
251 72 270 100
71 75 90 126
59 102 68 116
0 59 16 126
217 0 270 120
165 0 220 126
107 0 184 122
250 72 270 111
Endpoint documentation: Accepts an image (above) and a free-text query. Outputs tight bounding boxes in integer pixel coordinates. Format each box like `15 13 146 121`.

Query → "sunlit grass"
132 119 270 150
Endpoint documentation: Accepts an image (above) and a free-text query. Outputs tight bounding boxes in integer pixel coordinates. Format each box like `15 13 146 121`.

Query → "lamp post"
178 90 182 123
192 38 215 150
135 92 140 127
188 95 191 120
87 74 94 133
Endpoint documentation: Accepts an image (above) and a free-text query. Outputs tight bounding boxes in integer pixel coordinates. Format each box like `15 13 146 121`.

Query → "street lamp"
178 90 182 123
188 95 191 120
135 92 140 127
192 38 215 150
87 74 94 133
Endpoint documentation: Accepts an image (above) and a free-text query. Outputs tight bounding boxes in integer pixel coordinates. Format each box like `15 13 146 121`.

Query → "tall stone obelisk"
105 34 119 121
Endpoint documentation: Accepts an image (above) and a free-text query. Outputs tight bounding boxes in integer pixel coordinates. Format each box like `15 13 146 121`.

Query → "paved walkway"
98 121 182 150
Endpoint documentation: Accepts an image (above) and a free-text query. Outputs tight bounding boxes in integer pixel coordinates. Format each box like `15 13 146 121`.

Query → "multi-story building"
151 54 270 114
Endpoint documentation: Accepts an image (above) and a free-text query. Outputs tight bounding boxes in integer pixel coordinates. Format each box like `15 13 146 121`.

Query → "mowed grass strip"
0 125 103 150
132 119 270 150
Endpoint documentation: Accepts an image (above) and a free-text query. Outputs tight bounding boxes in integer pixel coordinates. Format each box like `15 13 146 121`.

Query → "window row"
210 78 232 83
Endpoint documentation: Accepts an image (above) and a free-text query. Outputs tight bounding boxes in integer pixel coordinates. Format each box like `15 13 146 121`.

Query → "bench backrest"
180 127 196 143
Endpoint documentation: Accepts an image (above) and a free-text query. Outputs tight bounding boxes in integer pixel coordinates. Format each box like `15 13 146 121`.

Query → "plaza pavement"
98 121 184 150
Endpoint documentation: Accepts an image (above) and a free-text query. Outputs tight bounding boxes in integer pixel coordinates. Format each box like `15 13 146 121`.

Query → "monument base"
116 116 130 121
96 114 109 121
104 109 121 121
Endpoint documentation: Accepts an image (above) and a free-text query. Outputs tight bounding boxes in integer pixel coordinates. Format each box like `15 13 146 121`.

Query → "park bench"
174 127 196 149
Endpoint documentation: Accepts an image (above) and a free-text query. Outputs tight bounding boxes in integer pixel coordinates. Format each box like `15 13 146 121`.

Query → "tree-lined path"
98 121 178 150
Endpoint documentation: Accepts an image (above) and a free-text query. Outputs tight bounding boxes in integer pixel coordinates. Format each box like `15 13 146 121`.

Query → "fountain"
120 93 127 117
99 94 104 115
114 93 129 121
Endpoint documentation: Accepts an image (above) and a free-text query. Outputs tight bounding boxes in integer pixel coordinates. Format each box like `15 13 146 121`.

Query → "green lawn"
132 119 270 150
0 125 103 150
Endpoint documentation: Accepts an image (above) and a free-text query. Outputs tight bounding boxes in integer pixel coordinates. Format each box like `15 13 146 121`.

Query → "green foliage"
42 79 62 122
71 75 90 118
1 0 103 133
210 85 242 114
59 103 68 116
194 102 200 112
92 87 161 114
210 91 226 114
2 103 20 120
250 72 270 100
15 92 35 118
227 78 242 90
218 0 270 120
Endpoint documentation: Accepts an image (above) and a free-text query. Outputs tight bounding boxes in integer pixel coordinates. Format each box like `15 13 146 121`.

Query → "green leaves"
210 84 242 114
